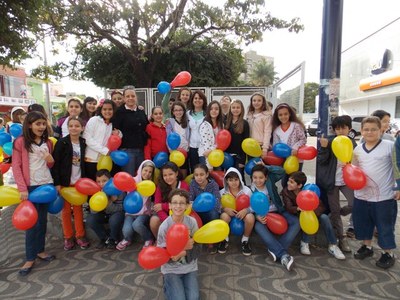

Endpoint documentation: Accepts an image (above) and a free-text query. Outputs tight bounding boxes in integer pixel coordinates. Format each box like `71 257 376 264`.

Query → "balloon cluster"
157 71 192 95
207 129 232 167
296 187 320 235
272 143 317 174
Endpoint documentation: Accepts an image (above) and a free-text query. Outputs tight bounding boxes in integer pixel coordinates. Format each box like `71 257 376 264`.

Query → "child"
86 169 125 249
111 90 124 107
251 164 299 271
157 189 200 300
371 110 394 141
219 95 232 122
219 167 253 256
316 115 355 251
7 106 26 134
282 171 345 260
52 116 90 251
352 116 398 269
56 98 83 138
161 87 192 120
81 97 98 124
117 160 156 250
12 111 55 276
144 106 168 160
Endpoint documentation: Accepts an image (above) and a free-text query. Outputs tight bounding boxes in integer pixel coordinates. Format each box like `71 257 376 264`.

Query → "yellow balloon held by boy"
332 135 353 163
193 220 230 244
299 210 319 235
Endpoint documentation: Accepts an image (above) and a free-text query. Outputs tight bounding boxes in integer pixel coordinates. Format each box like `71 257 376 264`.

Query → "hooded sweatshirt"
219 167 252 199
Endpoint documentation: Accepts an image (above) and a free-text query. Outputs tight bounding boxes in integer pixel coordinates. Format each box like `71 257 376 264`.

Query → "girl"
56 98 83 138
246 93 272 156
198 100 223 169
12 111 55 276
220 95 232 122
81 97 98 124
111 90 124 107
117 160 155 250
7 106 25 132
52 116 89 251
149 162 189 239
144 106 168 160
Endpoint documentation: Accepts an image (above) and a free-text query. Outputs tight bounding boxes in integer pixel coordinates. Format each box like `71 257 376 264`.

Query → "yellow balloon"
137 180 156 197
184 173 194 185
208 149 224 167
300 210 319 235
169 204 191 216
193 220 230 244
283 155 299 174
49 137 57 149
0 147 3 156
60 187 88 206
169 150 185 167
221 194 236 209
153 168 160 183
89 191 108 212
332 135 353 163
97 155 113 171
242 138 262 157
0 186 21 206
0 154 3 163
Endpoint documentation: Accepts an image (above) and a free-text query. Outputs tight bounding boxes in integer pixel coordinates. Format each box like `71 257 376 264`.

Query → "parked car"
306 118 318 136
351 116 367 136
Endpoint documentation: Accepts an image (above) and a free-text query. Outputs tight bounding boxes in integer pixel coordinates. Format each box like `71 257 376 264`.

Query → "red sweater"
144 122 168 160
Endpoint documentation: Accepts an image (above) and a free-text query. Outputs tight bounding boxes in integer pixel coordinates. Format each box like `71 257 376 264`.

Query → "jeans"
197 209 219 225
327 185 354 238
121 148 144 176
122 215 152 242
188 147 200 174
163 271 200 300
254 211 300 259
86 211 124 241
302 214 337 245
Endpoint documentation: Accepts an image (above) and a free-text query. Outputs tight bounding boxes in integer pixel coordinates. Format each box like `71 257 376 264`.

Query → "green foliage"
279 82 319 113
249 58 278 86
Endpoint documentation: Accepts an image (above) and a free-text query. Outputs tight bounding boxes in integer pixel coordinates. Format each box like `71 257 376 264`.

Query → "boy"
316 115 355 252
282 171 345 260
157 189 200 300
352 116 398 269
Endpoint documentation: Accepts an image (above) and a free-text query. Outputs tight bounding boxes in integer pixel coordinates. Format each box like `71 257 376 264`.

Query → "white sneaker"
267 249 277 262
281 254 294 271
300 241 311 255
328 244 346 260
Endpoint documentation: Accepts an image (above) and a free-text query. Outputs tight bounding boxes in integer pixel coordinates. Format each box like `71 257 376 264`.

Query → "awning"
0 96 36 107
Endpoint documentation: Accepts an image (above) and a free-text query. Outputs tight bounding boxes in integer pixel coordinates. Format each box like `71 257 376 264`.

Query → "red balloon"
166 223 189 256
177 147 188 159
236 194 250 211
209 170 224 188
12 201 38 230
0 163 11 174
75 178 102 195
296 190 319 211
138 246 171 270
170 71 192 88
262 151 285 166
114 172 137 192
297 145 317 160
343 164 367 190
189 211 203 228
107 135 122 152
265 213 288 235
216 130 232 151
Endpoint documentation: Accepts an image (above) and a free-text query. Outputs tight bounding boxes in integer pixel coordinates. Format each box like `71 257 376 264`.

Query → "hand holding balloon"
235 208 248 220
224 207 237 217
256 215 267 224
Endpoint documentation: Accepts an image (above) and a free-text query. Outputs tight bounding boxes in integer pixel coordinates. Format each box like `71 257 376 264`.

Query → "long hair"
27 103 54 136
22 111 50 152
96 99 116 121
171 101 188 128
187 90 207 115
149 106 163 122
177 87 192 102
248 92 267 114
203 100 223 129
65 97 83 117
226 99 245 134
158 162 182 202
81 97 97 122
272 103 305 131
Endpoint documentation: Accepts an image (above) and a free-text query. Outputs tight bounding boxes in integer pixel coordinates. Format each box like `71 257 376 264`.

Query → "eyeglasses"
170 202 187 206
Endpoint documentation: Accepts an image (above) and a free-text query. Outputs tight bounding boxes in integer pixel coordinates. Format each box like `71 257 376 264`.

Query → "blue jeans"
197 209 219 225
254 211 300 259
121 148 144 176
86 211 124 241
163 271 199 300
302 214 337 245
122 215 152 242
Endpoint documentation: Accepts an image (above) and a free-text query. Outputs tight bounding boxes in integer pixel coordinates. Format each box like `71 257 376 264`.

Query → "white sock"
241 236 249 243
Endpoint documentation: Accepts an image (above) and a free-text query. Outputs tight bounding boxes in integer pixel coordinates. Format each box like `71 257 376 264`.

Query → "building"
240 50 274 82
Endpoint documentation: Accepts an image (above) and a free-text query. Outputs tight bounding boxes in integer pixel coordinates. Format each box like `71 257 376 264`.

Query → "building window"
395 96 400 118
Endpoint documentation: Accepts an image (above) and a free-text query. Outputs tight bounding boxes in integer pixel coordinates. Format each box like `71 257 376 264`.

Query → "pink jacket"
247 111 273 152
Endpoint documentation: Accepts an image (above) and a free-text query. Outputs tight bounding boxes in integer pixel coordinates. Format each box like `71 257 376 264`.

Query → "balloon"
97 155 112 171
75 178 101 195
153 168 161 184
236 194 250 211
0 186 21 206
272 143 292 158
153 151 169 168
250 192 269 216
300 210 319 235
296 190 319 211
0 132 11 146
297 145 317 160
123 191 143 214
29 184 57 204
209 170 224 188
89 191 108 212
170 71 192 88
167 132 181 150
103 178 123 196
12 201 38 230
262 151 285 166
208 149 224 167
166 223 189 256
185 205 192 216
221 152 234 169
245 157 262 175
110 150 130 166
332 135 353 163
49 137 57 149
192 192 216 213
265 213 288 235
193 220 230 244
137 180 156 197
242 138 262 157
343 164 367 190
230 217 244 236
2 142 13 156
60 187 88 205
302 183 321 198
221 194 236 209
48 196 64 214
216 130 232 151
283 155 299 174
0 163 11 174
107 135 122 152
138 246 170 270
169 150 185 167
157 81 172 94
9 123 23 138
190 210 203 228
177 147 188 159
184 173 194 185
114 172 137 192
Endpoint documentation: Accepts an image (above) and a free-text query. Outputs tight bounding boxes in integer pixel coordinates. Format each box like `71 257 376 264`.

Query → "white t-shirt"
274 123 295 144
70 142 81 185
29 142 54 186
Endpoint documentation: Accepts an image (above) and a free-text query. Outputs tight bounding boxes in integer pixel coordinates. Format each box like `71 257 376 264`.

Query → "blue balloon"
153 151 169 168
2 142 13 156
123 191 143 214
157 81 171 94
272 143 292 158
0 132 11 146
29 184 57 203
103 178 122 196
110 150 130 166
244 157 262 175
250 192 270 216
303 183 321 198
167 133 181 150
9 123 23 138
222 152 234 169
48 196 64 214
192 192 216 213
230 217 244 236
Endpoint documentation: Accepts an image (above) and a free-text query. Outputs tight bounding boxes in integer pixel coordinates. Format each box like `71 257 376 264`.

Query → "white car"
306 118 318 136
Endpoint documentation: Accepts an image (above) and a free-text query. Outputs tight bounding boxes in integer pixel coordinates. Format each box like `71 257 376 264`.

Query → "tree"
249 58 278 86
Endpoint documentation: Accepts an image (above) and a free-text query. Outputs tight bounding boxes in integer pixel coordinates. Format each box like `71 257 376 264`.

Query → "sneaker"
143 240 154 248
241 241 252 256
354 245 373 260
208 244 218 254
64 238 75 251
328 244 346 260
300 241 311 255
339 237 351 253
376 252 395 269
217 240 229 254
281 254 294 271
116 239 131 251
76 237 90 250
267 249 277 262
105 238 117 249
346 228 355 239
